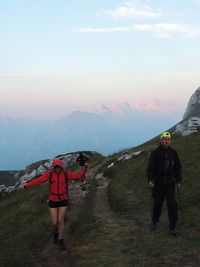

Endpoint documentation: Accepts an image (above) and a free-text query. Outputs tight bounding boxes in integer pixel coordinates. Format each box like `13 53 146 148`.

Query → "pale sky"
0 0 199 119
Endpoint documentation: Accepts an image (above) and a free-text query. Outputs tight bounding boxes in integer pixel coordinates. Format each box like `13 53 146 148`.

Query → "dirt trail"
38 182 82 267
94 174 110 216
92 174 133 264
58 170 132 267
37 167 99 267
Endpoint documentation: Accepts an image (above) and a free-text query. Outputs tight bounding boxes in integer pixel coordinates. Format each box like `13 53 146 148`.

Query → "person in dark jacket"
19 159 88 250
76 152 89 169
147 131 182 236
76 152 89 185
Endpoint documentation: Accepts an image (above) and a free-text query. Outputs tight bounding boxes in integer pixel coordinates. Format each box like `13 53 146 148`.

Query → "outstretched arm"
67 164 88 181
18 172 50 190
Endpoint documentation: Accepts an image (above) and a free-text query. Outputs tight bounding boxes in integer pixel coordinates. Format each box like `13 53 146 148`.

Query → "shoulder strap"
49 171 54 183
64 171 68 184
168 149 175 164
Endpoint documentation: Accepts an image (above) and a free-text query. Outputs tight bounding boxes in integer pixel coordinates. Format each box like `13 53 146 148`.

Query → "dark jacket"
147 145 182 184
76 154 89 167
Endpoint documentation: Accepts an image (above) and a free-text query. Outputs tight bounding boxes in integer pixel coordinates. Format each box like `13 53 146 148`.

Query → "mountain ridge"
0 105 177 170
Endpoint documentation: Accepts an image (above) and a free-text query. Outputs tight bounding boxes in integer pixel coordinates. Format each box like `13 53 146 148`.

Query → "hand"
18 185 26 190
84 163 89 169
176 183 181 188
148 181 155 188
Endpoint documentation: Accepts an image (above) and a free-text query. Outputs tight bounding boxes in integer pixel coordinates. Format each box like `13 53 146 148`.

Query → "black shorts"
48 199 69 208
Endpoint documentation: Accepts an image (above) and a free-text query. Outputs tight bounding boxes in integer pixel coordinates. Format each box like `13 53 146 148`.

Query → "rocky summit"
175 87 200 136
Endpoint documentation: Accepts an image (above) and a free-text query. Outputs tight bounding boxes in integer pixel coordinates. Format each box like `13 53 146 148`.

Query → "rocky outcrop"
107 150 142 169
175 87 200 136
176 116 200 136
0 151 94 193
17 152 92 187
183 88 200 120
0 185 16 193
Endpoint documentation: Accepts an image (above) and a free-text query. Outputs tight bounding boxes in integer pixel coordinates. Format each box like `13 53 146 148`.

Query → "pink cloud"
93 99 163 115
93 99 184 117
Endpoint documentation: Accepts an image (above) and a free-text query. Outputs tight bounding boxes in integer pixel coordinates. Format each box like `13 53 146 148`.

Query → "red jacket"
24 164 87 201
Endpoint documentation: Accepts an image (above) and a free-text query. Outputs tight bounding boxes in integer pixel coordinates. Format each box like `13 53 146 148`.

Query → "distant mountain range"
0 100 183 170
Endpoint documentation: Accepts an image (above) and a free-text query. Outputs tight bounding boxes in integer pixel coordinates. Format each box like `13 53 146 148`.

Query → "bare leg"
49 207 59 244
49 207 59 228
58 206 68 239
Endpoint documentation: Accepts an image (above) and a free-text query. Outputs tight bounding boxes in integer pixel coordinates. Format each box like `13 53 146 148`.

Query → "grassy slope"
105 132 200 266
0 152 103 267
68 132 200 266
0 185 51 267
0 171 17 186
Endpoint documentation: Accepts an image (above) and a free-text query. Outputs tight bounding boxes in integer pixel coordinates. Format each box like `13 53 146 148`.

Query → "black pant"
152 183 177 229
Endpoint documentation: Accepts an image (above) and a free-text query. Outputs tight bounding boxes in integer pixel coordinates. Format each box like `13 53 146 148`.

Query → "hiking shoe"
150 223 157 231
53 233 59 244
169 228 177 236
59 239 66 250
81 185 86 191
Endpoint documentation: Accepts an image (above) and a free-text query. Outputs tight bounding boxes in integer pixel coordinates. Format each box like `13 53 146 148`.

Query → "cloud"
69 27 132 33
94 100 163 116
133 23 200 38
93 99 184 118
68 23 200 39
102 1 162 19
67 1 200 39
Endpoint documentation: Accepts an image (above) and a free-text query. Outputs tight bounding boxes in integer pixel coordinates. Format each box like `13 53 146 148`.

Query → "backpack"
48 171 68 199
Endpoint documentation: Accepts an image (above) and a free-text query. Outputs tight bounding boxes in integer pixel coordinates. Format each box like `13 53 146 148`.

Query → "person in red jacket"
19 159 88 250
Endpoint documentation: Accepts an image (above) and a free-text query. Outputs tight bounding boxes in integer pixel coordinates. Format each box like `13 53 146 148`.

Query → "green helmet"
160 131 171 139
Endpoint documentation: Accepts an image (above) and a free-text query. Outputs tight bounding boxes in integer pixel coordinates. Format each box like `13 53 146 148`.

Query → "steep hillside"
67 132 200 266
0 171 21 186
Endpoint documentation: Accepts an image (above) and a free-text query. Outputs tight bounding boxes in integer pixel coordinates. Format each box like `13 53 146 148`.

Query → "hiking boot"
81 184 86 191
53 233 59 244
169 228 177 236
59 239 66 250
150 222 157 231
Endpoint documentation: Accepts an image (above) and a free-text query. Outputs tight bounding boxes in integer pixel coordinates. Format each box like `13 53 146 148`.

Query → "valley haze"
0 103 179 170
